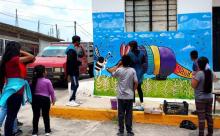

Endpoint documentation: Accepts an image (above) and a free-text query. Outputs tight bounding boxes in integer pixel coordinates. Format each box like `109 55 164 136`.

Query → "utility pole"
51 26 54 36
37 20 40 32
55 24 58 38
15 9 18 26
74 21 76 35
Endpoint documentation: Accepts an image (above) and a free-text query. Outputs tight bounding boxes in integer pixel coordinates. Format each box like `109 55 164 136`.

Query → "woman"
127 41 145 107
191 57 213 136
0 41 34 136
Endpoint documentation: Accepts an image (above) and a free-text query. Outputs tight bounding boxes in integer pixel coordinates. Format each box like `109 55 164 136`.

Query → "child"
190 50 199 76
107 55 138 136
31 65 55 136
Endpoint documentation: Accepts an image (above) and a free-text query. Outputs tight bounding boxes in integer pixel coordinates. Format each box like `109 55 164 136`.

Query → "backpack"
179 120 197 130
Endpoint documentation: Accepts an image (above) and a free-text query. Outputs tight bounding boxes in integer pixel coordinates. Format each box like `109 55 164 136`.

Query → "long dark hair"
0 41 21 91
197 57 212 93
31 65 45 94
128 40 140 56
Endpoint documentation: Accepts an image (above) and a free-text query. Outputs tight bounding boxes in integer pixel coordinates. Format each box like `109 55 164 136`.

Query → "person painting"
107 55 138 136
31 65 55 136
127 41 145 108
191 57 213 136
0 41 34 136
65 35 84 107
190 50 199 76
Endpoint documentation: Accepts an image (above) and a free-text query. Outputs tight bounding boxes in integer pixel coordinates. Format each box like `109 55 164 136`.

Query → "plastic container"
110 99 117 110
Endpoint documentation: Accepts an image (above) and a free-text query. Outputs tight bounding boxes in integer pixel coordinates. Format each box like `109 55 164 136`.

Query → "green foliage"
94 76 194 99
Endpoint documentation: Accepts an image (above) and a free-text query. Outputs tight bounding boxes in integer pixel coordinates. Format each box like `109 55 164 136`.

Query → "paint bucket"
110 98 117 110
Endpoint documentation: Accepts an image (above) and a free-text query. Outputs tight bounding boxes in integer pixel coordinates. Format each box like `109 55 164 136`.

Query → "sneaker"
66 101 80 107
127 132 135 136
76 100 83 104
133 103 136 107
32 134 38 136
45 133 50 136
117 132 124 136
13 129 23 136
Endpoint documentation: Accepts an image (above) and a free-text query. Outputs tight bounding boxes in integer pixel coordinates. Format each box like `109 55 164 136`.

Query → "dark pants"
118 99 133 133
195 99 213 136
32 95 51 134
133 83 143 103
5 93 22 136
69 75 79 101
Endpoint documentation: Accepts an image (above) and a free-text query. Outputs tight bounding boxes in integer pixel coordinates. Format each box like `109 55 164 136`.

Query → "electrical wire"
0 0 91 11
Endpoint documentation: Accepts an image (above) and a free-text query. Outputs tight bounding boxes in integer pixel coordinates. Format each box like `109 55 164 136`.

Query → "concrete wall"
92 0 213 98
213 0 220 7
39 40 50 53
92 0 124 12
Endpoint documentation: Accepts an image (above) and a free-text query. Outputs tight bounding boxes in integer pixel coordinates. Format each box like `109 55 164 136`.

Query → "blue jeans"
69 75 79 101
0 106 18 133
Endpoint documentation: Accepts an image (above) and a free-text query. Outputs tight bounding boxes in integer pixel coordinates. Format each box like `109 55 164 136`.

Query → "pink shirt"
35 78 55 102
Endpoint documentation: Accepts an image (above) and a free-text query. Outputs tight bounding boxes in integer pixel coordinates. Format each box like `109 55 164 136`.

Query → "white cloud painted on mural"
204 32 210 35
202 14 211 18
127 34 133 38
180 16 188 22
181 45 195 51
174 32 185 39
178 19 211 30
113 30 122 33
139 34 154 38
160 33 171 37
98 19 124 29
110 38 120 41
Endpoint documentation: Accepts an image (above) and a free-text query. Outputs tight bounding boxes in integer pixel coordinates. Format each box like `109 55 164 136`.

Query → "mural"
93 12 212 99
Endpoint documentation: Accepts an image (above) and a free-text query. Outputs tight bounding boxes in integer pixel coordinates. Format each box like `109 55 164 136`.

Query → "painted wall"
92 0 212 99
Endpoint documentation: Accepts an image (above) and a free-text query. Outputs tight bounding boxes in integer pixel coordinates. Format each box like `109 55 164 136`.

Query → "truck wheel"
88 64 94 78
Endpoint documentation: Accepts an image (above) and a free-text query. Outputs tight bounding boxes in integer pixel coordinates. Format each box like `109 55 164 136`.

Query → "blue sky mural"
93 12 212 79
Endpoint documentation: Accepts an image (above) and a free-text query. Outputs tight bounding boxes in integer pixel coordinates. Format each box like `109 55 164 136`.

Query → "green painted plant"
94 76 194 99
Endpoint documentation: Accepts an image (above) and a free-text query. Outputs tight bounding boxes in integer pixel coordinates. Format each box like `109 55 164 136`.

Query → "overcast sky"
0 0 93 42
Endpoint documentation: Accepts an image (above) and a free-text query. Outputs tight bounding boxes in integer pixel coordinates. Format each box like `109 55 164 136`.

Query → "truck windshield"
40 47 66 57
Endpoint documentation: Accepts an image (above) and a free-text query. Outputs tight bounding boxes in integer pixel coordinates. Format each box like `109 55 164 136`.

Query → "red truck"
27 42 94 85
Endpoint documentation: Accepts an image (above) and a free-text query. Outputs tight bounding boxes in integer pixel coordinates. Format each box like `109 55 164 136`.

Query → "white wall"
39 40 50 53
92 0 124 13
213 0 220 7
178 0 212 14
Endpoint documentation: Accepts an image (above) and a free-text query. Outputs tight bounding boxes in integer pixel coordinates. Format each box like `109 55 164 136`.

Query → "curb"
50 106 220 128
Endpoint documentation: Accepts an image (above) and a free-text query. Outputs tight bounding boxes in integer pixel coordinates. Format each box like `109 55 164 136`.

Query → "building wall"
92 0 212 98
39 40 50 53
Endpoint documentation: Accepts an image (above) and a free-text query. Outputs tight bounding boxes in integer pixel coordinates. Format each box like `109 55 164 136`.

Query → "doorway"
213 7 220 71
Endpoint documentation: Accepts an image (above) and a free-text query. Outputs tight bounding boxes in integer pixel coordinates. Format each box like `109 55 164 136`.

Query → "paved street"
16 104 220 136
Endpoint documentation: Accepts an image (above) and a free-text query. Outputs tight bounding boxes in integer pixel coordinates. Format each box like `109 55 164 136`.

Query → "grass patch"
94 76 194 99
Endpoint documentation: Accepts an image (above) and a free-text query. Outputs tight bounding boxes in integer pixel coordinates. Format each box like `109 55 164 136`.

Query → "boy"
190 50 199 75
66 35 83 107
107 55 138 136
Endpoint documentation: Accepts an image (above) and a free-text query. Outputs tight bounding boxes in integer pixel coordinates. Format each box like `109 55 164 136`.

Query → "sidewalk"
55 78 220 113
50 78 220 129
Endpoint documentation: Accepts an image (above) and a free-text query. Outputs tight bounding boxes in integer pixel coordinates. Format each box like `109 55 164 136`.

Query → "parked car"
27 42 94 85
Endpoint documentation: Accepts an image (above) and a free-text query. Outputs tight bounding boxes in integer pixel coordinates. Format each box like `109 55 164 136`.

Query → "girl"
191 57 213 136
0 41 34 136
31 65 55 136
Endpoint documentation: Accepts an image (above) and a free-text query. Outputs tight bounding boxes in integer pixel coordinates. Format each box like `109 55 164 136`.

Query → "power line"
76 23 93 37
0 0 91 11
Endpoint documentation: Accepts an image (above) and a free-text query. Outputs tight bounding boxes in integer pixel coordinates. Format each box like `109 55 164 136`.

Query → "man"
66 35 84 107
127 41 145 108
107 55 138 136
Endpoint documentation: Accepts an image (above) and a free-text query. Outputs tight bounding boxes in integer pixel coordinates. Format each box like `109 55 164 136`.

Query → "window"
125 0 177 32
